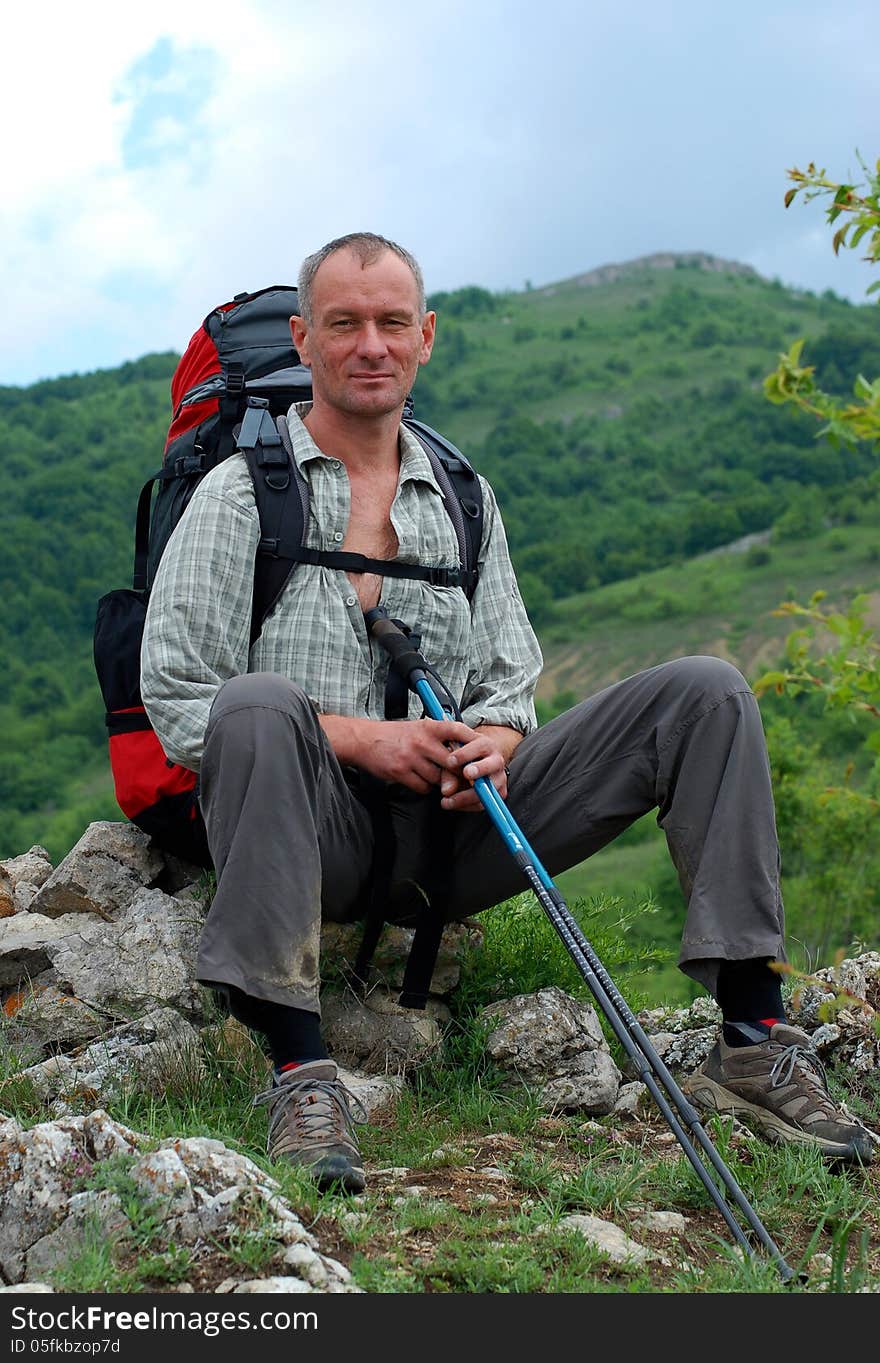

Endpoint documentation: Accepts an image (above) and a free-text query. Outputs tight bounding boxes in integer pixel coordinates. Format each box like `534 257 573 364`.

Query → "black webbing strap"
263 545 470 588
398 903 448 1010
351 785 453 1012
218 362 245 459
351 617 456 1011
351 773 397 995
132 476 157 592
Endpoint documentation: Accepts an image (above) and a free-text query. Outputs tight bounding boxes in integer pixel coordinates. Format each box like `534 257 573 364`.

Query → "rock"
1 848 53 893
0 1283 55 1293
48 888 204 1018
482 986 606 1065
613 1081 649 1118
811 1023 841 1052
336 1064 404 1119
0 912 86 991
788 953 880 1072
815 952 880 1011
0 1111 140 1283
1 850 54 918
321 990 445 1074
17 1008 202 1107
0 1108 358 1289
13 885 40 914
0 870 14 919
479 986 622 1114
555 1213 665 1266
623 1027 716 1078
231 1278 316 1293
539 1050 622 1115
638 996 722 1033
26 1190 132 1280
631 1210 689 1235
30 823 164 920
6 985 113 1052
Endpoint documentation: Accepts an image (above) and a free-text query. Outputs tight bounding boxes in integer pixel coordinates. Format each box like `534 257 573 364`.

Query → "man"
141 232 873 1194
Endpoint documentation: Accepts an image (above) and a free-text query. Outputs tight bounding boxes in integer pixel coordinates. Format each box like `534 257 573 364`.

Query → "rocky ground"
1 823 879 1293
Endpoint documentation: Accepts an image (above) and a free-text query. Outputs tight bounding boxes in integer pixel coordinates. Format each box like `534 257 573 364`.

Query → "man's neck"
303 400 403 476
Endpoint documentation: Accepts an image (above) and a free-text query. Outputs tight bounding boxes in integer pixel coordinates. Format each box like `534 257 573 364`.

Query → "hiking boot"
254 1059 367 1192
684 1023 875 1164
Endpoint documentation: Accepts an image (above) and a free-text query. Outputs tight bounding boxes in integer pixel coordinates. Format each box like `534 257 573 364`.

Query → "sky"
3 0 877 386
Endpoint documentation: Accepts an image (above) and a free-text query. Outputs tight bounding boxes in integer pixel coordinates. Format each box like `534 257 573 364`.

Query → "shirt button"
346 595 357 607
332 460 342 470
333 531 344 542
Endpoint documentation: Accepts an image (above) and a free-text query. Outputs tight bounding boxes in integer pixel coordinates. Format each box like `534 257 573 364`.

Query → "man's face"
291 248 435 418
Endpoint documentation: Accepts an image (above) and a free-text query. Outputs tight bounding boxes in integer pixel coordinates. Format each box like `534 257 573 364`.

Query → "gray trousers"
196 657 785 1015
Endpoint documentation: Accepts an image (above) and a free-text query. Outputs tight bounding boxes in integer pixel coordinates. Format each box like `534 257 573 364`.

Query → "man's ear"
419 310 436 366
290 315 311 366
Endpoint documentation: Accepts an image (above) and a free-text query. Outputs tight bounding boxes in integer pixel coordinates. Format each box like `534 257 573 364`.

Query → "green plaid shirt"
141 404 543 771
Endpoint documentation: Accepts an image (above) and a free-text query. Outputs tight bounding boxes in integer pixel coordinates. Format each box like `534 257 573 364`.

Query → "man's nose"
356 321 388 359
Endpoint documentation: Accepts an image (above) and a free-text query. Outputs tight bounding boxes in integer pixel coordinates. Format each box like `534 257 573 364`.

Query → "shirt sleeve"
140 465 258 772
459 477 543 735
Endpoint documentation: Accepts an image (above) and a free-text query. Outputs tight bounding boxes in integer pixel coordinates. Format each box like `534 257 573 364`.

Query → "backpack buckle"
226 365 245 396
426 566 460 587
173 452 207 477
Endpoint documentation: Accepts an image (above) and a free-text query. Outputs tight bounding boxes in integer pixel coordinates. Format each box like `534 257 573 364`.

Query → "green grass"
3 975 879 1294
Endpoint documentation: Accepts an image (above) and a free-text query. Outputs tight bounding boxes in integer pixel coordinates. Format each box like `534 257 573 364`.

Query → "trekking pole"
365 606 795 1283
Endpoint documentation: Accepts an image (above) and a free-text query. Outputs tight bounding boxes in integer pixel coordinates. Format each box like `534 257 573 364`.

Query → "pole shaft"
410 673 793 1281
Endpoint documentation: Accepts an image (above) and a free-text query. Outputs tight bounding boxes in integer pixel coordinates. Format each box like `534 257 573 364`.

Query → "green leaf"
756 670 787 688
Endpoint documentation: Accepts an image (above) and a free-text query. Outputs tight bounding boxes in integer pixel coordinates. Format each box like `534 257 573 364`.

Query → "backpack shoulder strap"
239 403 309 648
403 418 483 600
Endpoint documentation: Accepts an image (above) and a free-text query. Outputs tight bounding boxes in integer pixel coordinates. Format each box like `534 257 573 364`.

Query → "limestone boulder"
47 887 204 1018
0 1110 142 1283
1 848 54 916
16 1007 203 1108
0 912 86 991
321 988 446 1074
30 823 164 920
479 986 621 1114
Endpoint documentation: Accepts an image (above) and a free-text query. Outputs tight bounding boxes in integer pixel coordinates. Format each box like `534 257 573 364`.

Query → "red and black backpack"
93 285 484 867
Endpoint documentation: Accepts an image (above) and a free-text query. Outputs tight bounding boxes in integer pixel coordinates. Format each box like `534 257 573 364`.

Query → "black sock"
717 958 786 1048
221 985 328 1068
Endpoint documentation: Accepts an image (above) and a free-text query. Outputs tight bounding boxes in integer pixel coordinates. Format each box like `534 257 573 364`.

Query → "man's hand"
318 715 522 809
439 722 523 811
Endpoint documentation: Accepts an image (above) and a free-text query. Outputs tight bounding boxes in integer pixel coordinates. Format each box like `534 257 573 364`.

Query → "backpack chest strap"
256 541 473 590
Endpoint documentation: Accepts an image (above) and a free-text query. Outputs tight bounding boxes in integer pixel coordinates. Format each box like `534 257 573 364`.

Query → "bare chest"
342 472 400 612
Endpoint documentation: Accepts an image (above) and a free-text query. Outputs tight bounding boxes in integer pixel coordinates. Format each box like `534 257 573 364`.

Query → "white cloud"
3 1 878 384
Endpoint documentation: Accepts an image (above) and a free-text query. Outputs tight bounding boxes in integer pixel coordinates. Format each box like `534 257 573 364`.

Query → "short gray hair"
296 232 426 323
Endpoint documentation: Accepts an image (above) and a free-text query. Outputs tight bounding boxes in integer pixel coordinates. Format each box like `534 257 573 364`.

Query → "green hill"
1 252 877 879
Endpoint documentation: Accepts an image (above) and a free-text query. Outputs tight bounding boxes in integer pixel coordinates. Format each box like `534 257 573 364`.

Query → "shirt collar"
284 400 443 495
